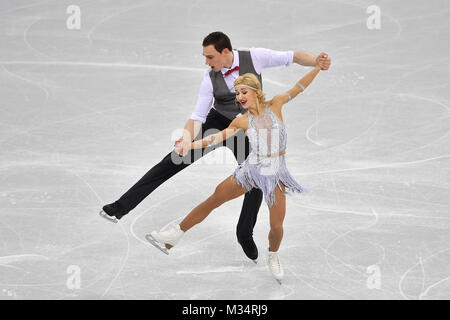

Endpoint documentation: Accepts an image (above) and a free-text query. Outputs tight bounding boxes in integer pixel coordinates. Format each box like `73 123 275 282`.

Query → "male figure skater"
100 31 331 261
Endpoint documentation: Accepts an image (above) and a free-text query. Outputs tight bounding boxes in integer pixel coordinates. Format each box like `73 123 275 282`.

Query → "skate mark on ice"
322 208 381 278
286 266 337 298
391 131 449 159
420 276 450 300
101 215 130 297
296 154 450 177
313 187 450 210
328 0 403 55
0 0 50 16
176 265 245 275
23 18 52 59
306 105 383 153
0 254 50 274
129 189 191 247
397 92 450 112
0 254 50 265
0 60 294 91
66 169 130 298
0 60 205 73
399 247 450 300
0 65 50 100
87 3 159 45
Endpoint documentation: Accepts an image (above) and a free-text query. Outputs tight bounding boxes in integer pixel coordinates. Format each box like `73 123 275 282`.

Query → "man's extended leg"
102 150 191 219
236 188 263 259
101 111 225 220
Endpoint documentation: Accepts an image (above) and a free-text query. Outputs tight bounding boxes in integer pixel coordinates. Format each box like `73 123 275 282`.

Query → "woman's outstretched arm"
272 65 321 108
176 119 242 156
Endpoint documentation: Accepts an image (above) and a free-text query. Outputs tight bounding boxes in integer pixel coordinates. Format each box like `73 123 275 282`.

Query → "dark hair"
202 31 232 53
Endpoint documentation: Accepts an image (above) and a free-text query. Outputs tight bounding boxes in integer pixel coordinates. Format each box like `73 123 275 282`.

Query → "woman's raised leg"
180 176 249 232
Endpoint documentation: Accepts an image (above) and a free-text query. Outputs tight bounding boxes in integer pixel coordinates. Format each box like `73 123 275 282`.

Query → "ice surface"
0 0 449 299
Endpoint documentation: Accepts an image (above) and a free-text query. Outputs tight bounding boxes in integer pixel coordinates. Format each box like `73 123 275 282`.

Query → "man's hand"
174 137 183 154
174 138 191 157
316 52 331 70
174 137 183 147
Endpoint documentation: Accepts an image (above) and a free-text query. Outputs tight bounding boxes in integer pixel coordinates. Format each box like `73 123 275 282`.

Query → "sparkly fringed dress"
232 105 306 207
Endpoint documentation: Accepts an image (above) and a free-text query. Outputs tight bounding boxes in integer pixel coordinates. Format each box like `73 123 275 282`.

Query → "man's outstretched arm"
251 47 331 72
294 51 331 70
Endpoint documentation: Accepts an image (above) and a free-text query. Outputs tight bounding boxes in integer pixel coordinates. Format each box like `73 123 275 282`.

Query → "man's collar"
221 50 239 75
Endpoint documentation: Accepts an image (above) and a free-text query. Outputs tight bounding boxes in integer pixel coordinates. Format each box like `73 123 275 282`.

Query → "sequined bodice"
247 105 287 157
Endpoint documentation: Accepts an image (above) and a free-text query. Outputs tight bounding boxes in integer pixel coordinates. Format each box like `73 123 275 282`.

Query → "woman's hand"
316 52 331 70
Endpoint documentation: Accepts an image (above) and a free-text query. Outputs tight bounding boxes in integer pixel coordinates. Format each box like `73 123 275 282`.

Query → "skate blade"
145 234 169 255
99 210 118 223
276 279 282 285
252 259 258 264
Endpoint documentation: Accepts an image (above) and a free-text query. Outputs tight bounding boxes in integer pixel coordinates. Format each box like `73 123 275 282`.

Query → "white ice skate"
145 224 184 255
267 250 284 285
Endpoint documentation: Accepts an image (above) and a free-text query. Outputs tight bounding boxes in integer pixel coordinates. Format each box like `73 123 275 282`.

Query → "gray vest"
209 50 262 121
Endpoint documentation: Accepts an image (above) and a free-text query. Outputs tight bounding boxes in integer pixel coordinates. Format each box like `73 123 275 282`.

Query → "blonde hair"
234 73 266 107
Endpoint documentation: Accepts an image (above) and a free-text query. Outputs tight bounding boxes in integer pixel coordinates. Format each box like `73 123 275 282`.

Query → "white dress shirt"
190 48 294 123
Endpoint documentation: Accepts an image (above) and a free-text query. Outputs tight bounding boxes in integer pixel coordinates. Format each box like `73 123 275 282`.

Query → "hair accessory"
235 84 257 91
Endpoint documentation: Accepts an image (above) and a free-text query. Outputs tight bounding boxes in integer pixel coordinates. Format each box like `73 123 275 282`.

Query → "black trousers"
112 108 263 241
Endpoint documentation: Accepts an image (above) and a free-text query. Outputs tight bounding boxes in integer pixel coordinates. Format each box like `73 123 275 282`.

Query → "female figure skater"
147 65 322 283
